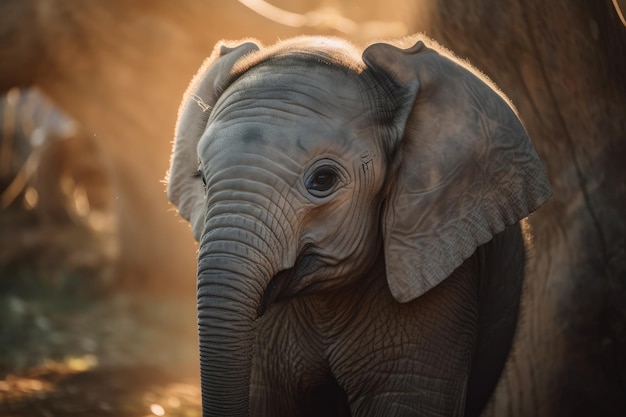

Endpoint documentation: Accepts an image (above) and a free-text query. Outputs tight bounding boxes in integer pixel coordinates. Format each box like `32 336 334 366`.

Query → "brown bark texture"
423 1 626 416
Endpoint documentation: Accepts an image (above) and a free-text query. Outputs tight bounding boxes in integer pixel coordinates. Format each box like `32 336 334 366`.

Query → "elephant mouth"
258 247 322 317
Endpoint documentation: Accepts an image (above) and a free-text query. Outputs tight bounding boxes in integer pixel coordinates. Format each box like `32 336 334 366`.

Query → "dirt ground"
0 280 201 417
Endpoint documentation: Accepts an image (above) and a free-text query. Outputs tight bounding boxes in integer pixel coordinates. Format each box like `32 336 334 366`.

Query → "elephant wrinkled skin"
167 36 551 417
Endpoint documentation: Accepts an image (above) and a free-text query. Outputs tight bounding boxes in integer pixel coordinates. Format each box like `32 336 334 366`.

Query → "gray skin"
167 36 551 417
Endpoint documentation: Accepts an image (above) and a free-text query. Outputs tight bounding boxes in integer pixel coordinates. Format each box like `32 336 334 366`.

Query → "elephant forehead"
200 111 361 168
212 65 366 124
204 67 371 156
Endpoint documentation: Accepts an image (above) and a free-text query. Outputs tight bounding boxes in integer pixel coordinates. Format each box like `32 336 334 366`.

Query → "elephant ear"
167 40 260 241
362 39 551 303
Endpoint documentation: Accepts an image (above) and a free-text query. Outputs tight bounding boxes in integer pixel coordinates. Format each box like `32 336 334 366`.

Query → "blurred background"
0 1 624 416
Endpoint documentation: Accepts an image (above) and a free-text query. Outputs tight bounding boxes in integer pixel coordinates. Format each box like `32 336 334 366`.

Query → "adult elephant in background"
420 1 626 416
167 36 550 416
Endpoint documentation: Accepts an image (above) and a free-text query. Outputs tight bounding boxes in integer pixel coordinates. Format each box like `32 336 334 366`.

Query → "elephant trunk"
196 214 285 417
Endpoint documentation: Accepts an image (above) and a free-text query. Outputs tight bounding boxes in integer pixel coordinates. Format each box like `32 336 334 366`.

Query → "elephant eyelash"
191 94 212 112
195 164 207 187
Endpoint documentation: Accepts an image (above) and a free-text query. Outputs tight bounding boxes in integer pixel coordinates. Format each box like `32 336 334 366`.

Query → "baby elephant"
167 36 551 417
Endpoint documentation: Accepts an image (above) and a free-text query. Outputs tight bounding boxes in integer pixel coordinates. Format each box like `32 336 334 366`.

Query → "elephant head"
166 36 550 416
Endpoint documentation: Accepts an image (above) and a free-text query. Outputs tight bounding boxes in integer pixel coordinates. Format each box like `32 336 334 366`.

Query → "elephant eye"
306 167 339 197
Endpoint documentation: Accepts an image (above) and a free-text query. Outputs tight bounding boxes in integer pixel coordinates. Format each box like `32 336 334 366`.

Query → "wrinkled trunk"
197 246 263 416
196 210 283 417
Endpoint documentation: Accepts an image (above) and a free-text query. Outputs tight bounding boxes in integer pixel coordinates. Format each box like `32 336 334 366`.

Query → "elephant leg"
465 223 525 416
251 370 349 417
327 265 479 417
346 372 469 417
252 302 350 417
